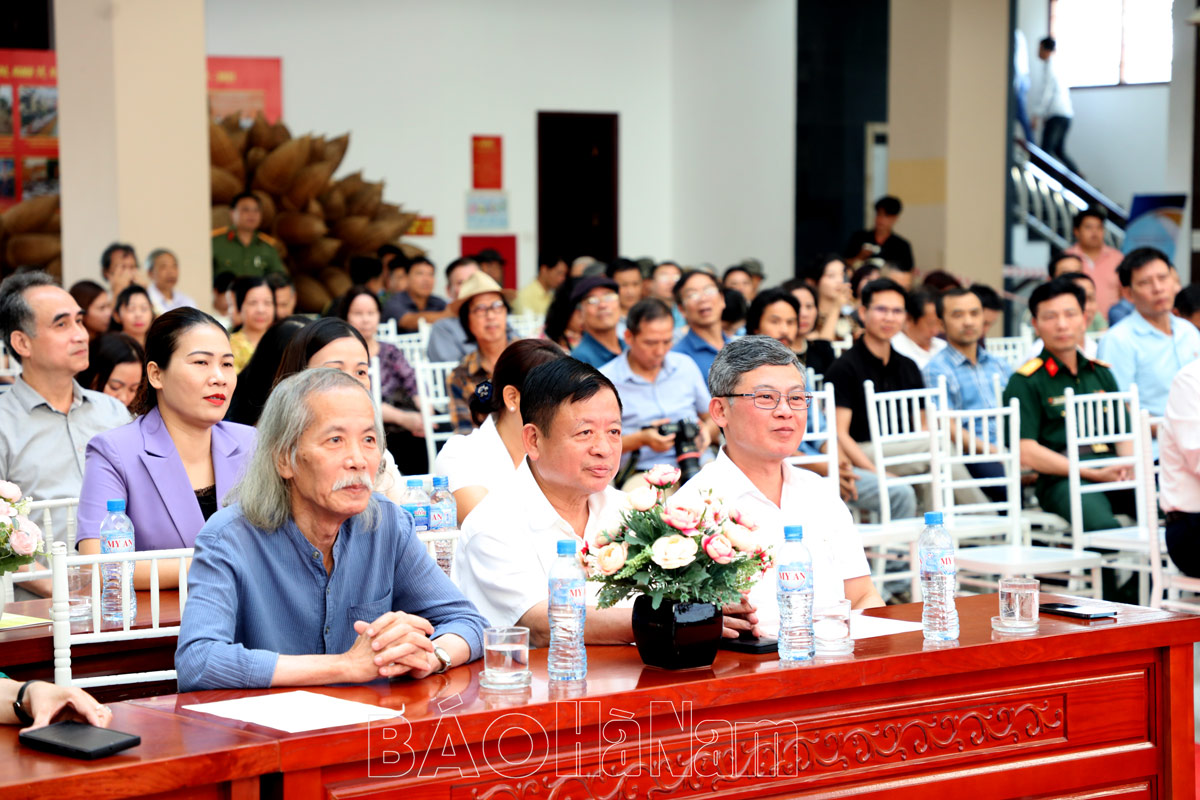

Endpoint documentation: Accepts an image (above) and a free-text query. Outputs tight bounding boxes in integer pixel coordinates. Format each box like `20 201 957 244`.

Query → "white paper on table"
849 614 924 640
182 690 404 733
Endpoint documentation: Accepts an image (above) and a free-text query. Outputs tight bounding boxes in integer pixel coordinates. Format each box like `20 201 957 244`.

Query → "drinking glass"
813 599 853 655
481 626 531 689
997 577 1039 632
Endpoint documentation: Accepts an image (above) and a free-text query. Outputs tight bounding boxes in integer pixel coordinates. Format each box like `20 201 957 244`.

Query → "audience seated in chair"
674 335 884 638
606 258 645 322
110 284 154 349
1063 207 1123 320
145 247 197 314
69 280 114 342
77 332 145 411
802 253 854 343
890 289 946 370
447 272 514 434
1097 248 1200 419
228 276 276 372
671 269 730 378
513 254 568 318
77 308 257 589
381 256 449 333
782 281 835 375
722 264 756 304
569 276 626 369
1026 271 1102 361
266 271 297 319
176 369 487 691
224 315 310 427
600 299 717 491
0 272 131 597
434 339 565 525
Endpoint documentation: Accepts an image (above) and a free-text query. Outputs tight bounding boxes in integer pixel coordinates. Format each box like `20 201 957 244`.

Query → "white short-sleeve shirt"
673 448 871 636
452 459 631 628
433 415 516 494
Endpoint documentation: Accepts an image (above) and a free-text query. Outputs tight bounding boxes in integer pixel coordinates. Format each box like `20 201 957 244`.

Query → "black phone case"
719 635 779 654
19 721 141 760
1039 603 1117 620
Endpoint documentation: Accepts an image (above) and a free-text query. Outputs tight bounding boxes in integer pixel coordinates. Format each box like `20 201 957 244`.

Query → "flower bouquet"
0 480 44 576
585 464 771 668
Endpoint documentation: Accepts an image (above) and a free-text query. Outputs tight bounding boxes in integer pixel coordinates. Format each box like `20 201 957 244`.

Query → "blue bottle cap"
406 478 423 488
432 475 448 487
783 525 803 542
924 511 943 525
106 499 126 513
557 539 577 556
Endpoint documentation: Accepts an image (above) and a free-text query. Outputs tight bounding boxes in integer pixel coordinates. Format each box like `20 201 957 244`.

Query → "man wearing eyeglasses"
671 269 730 379
674 335 884 638
569 275 627 368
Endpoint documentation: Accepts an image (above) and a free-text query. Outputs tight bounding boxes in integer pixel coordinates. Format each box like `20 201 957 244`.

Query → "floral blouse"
376 341 418 409
447 349 494 434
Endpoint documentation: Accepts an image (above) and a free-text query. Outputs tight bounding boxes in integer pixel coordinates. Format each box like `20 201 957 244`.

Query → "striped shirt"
175 498 486 692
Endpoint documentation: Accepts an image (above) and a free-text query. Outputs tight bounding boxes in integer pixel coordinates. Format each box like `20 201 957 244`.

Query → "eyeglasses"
682 285 721 304
721 390 813 411
469 300 507 316
582 292 619 307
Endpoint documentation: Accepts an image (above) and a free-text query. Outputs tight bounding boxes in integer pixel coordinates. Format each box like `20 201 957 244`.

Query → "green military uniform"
1002 349 1130 531
211 228 286 279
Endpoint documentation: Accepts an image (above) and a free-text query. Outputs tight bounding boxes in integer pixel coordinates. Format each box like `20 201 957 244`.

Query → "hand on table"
23 681 113 732
347 611 436 680
721 594 761 639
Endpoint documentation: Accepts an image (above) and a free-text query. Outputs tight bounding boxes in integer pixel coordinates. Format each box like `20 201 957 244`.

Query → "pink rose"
729 507 759 531
702 533 736 564
722 522 758 552
8 515 40 556
628 486 659 513
0 480 20 503
595 542 628 575
661 501 702 533
644 464 681 488
650 534 698 569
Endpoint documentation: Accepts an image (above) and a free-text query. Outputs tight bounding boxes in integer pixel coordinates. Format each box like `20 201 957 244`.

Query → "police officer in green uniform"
212 191 286 279
1003 277 1134 532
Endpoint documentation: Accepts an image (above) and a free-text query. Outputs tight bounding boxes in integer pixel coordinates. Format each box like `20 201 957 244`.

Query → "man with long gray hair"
674 336 883 639
176 368 485 691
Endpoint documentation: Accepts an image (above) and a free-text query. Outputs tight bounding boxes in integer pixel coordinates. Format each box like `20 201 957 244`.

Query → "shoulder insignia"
1091 357 1110 369
258 232 280 246
211 226 230 237
1016 357 1043 377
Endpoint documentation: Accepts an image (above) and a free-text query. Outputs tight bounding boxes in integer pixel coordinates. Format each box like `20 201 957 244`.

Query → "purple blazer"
77 406 257 550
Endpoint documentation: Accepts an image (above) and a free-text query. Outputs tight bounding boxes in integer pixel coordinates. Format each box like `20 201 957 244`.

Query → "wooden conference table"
1 593 1197 799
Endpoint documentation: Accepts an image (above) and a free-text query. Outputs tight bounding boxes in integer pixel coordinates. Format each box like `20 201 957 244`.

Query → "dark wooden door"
537 112 618 264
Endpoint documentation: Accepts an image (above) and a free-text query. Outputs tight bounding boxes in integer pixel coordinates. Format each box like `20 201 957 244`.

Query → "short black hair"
721 288 748 324
850 263 880 299
801 253 845 286
348 255 384 286
405 256 434 274
934 286 977 318
265 271 294 291
1175 284 1200 318
968 282 1003 311
905 288 936 321
100 242 135 277
0 271 58 364
79 332 145 399
520 357 621 437
377 244 403 261
1056 270 1094 287
213 270 237 293
1072 206 1105 230
1040 36 1056 52
605 257 642 279
334 285 383 321
230 190 259 210
133 307 225 414
231 276 270 312
1116 246 1172 288
672 269 719 305
626 298 673 335
745 288 799 336
1048 252 1084 277
1029 276 1086 317
722 265 752 283
539 254 567 271
444 256 476 282
860 277 908 309
875 195 902 216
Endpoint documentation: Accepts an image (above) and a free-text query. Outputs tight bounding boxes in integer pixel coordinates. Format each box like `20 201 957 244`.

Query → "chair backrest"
510 312 544 340
377 330 428 368
1063 385 1147 546
417 529 460 577
50 541 191 689
368 357 383 413
934 399 1023 534
984 336 1033 372
805 366 825 394
831 337 853 359
416 317 432 351
785 385 839 499
416 361 460 469
3 497 81 603
863 377 946 525
376 318 398 339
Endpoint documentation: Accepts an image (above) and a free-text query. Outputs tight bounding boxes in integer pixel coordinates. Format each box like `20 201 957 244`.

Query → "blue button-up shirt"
1096 311 1200 417
600 351 712 470
671 328 730 382
176 498 486 692
922 344 1013 442
570 330 625 369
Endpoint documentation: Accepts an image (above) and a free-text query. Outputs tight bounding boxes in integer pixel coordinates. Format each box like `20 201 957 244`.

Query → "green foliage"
0 554 34 576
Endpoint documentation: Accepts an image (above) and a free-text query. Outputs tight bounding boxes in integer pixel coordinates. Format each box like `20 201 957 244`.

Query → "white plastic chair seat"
1087 527 1152 554
957 544 1105 575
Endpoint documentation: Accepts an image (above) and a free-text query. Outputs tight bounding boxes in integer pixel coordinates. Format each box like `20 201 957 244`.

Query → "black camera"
651 419 702 484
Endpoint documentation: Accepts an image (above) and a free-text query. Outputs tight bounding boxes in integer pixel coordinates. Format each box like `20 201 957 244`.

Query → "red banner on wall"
206 56 283 123
472 135 502 190
461 234 516 289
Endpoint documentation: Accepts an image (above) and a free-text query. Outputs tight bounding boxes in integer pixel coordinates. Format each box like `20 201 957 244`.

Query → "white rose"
0 480 20 503
722 522 758 552
650 534 699 570
628 486 659 513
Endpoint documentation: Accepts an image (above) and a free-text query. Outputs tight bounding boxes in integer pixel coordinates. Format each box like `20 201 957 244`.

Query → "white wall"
205 0 798 291
1165 0 1195 281
1069 85 1170 208
670 0 796 283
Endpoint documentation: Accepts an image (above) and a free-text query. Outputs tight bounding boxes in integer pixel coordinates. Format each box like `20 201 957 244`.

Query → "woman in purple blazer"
77 308 256 588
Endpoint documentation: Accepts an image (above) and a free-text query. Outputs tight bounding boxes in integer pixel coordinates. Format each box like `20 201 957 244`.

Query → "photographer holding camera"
600 298 720 492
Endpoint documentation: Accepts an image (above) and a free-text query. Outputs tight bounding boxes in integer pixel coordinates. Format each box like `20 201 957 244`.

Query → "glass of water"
997 577 1039 632
67 565 94 624
813 599 853 656
481 626 531 689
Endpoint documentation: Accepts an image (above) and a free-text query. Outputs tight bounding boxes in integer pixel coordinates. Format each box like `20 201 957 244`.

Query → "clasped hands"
344 611 439 681
721 593 762 639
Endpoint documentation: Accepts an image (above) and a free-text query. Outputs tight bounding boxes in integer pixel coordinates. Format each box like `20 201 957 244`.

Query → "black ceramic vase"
631 595 723 669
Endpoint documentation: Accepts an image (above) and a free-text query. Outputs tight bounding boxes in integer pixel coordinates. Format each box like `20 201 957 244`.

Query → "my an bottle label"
778 565 812 591
553 582 586 607
921 551 956 576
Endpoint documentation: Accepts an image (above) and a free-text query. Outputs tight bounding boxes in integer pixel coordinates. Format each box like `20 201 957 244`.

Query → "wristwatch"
13 680 38 726
432 645 452 674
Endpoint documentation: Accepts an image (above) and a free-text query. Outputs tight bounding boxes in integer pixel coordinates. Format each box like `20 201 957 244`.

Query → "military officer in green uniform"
212 191 286 279
1003 277 1134 532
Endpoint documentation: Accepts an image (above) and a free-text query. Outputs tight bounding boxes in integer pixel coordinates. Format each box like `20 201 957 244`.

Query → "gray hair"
227 368 385 532
0 271 58 364
707 335 803 397
146 248 177 273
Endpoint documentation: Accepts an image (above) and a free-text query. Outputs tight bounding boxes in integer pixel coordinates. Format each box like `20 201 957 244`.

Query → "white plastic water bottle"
99 499 137 624
547 539 587 680
399 478 430 533
429 476 456 531
777 525 814 661
919 511 959 640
